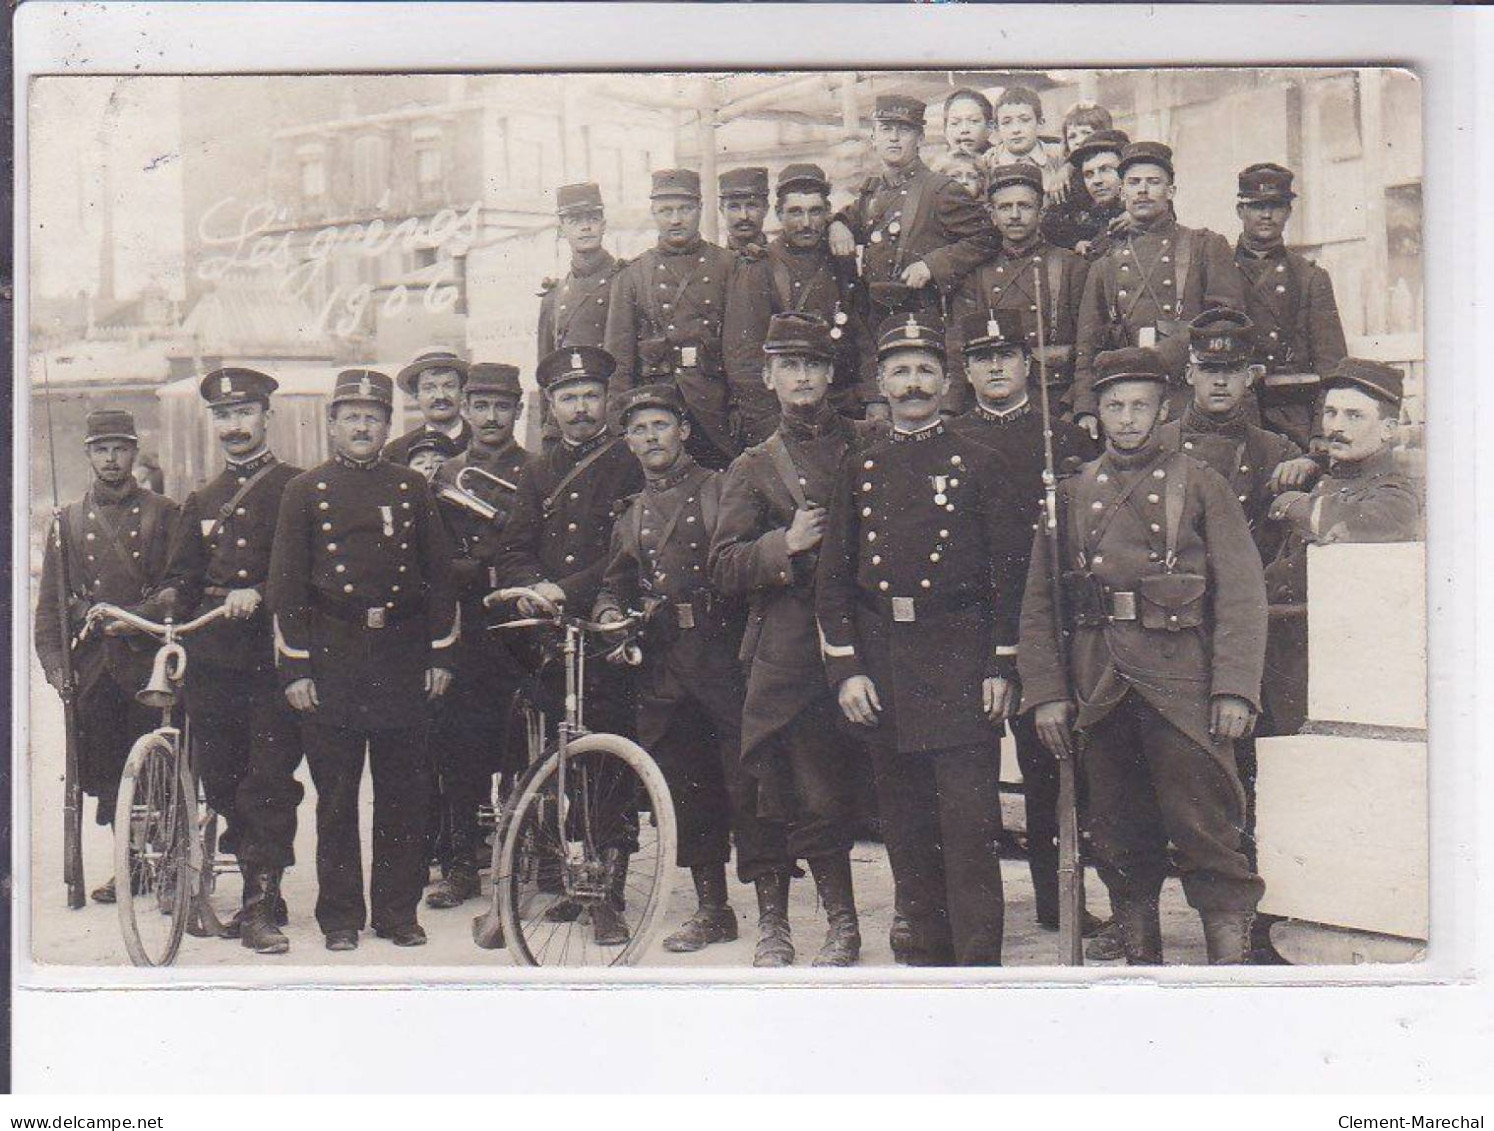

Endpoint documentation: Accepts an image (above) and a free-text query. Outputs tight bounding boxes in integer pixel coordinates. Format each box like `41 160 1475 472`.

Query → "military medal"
870 230 884 244
889 220 901 236
932 474 949 507
379 505 395 536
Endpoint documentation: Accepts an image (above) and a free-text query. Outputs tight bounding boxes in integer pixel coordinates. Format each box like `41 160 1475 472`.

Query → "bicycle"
472 587 676 968
82 602 233 967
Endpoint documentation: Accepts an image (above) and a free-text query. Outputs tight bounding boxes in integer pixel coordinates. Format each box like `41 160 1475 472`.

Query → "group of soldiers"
37 89 1424 965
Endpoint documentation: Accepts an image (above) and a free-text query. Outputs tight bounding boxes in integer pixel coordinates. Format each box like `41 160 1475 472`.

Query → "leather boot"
591 848 632 947
1112 892 1164 966
752 872 795 967
663 864 738 953
1201 909 1253 966
426 863 480 909
809 855 860 967
240 868 290 955
888 910 914 964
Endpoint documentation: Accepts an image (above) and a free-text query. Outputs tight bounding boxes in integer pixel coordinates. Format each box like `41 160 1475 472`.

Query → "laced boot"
1201 910 1253 966
752 871 795 968
809 855 861 967
240 868 290 955
663 864 738 953
426 863 480 909
888 909 915 964
591 848 632 947
1112 891 1164 966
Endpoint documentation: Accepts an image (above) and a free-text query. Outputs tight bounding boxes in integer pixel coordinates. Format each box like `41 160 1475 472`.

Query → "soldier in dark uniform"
1040 129 1131 260
949 164 1090 413
267 369 458 951
593 384 750 954
1262 360 1422 737
947 310 1105 937
828 94 1001 360
1073 141 1247 436
710 313 883 967
173 370 304 953
723 163 875 447
605 168 739 470
816 312 1028 966
35 409 192 903
423 363 534 909
719 167 771 257
383 350 473 466
537 183 624 450
1019 347 1269 965
1232 163 1349 450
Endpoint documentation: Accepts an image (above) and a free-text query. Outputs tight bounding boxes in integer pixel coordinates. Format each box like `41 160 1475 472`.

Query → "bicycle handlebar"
484 587 641 635
84 602 230 640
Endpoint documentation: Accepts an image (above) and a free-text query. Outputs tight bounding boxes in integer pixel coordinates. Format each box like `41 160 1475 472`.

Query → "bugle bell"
435 481 499 522
137 642 188 709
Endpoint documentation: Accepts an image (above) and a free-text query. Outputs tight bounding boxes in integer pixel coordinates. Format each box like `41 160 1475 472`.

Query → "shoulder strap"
763 433 809 509
700 471 720 535
208 461 279 541
543 438 621 515
1163 453 1191 570
1174 226 1196 309
769 255 795 313
91 494 152 591
1088 451 1166 557
894 171 935 274
652 466 714 555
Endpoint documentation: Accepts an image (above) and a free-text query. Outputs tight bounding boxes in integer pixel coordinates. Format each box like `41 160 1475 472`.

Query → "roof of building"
179 277 334 359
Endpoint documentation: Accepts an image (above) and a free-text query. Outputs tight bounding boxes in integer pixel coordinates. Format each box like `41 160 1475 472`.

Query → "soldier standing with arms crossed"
268 369 458 951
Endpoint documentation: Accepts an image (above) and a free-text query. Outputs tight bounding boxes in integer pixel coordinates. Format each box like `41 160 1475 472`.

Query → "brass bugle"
456 466 519 495
435 482 499 522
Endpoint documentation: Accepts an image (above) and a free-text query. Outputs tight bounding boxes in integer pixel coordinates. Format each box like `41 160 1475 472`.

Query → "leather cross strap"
1082 449 1171 560
81 490 152 593
892 172 933 276
763 433 809 509
1163 453 1191 570
632 465 713 558
553 266 617 346
543 438 620 516
208 461 279 542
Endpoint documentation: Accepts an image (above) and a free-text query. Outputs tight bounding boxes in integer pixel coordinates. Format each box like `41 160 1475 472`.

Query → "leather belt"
312 591 421 630
859 589 983 624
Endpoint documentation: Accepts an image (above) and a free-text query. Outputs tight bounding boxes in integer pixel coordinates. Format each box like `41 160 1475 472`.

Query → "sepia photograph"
21 62 1429 978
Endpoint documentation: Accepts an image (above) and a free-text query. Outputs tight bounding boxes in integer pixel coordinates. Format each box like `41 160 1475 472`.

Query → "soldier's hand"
1108 213 1137 237
101 614 131 638
784 505 828 555
828 220 856 257
982 676 1018 724
426 667 454 700
519 582 566 617
596 608 627 627
837 675 882 728
1074 239 1093 258
1269 457 1320 494
900 261 933 290
222 588 263 620
1034 700 1077 759
285 678 319 714
1075 413 1100 442
1210 695 1256 740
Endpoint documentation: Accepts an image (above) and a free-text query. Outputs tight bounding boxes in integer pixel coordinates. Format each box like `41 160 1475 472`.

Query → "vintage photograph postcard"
20 64 1427 979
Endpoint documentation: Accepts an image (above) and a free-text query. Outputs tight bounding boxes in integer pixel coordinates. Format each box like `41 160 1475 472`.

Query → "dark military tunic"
1234 240 1348 448
383 418 473 468
1262 446 1422 734
722 235 875 444
605 238 740 466
947 239 1090 410
537 250 623 361
836 157 1001 324
35 479 190 822
1073 217 1247 417
1041 193 1126 260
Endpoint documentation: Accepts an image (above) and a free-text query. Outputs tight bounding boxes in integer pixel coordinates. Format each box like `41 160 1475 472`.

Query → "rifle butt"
61 693 86 908
1056 739 1084 966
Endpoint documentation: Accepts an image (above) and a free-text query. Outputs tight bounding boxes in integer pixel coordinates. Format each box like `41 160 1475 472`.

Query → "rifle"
41 356 86 909
1032 267 1084 966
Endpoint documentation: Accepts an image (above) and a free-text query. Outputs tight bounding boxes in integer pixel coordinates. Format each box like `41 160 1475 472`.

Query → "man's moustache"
1327 434 1350 444
894 390 935 403
222 432 252 444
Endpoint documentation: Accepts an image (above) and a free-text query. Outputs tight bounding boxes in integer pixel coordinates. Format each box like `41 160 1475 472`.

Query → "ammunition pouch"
1136 572 1208 632
1063 570 1107 628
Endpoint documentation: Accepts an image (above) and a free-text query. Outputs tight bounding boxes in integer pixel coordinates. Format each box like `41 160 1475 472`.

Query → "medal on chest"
379 505 395 536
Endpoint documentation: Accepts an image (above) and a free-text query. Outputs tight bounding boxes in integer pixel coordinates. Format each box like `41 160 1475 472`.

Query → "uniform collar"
879 157 926 190
890 417 946 444
333 450 380 470
571 249 616 279
1000 235 1046 259
1329 444 1399 481
778 399 843 441
226 448 276 473
1129 215 1178 238
1104 436 1166 472
426 417 466 440
772 233 827 259
467 436 521 468
1181 399 1248 436
656 235 706 258
91 477 139 506
561 428 610 460
1236 237 1286 261
972 397 1033 424
644 454 699 493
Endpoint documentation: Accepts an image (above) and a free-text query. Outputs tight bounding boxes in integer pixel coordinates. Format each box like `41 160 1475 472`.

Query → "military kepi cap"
331 368 395 410
1238 162 1297 203
776 163 831 198
1068 128 1131 168
960 309 1026 354
1324 358 1404 409
1188 307 1256 368
763 312 837 360
615 382 687 424
719 167 769 199
200 367 278 407
876 311 946 359
466 362 523 399
986 163 1044 197
537 345 616 393
1091 347 1170 393
83 409 139 445
556 182 605 216
397 349 469 396
873 93 927 129
1117 140 1175 177
650 168 702 200
406 431 461 461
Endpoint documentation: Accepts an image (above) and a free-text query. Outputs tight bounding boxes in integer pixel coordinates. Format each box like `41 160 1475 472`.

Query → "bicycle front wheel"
495 734 676 968
114 732 193 967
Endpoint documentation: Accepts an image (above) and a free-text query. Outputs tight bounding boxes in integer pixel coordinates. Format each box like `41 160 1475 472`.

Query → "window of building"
352 133 390 210
296 142 327 205
413 124 445 201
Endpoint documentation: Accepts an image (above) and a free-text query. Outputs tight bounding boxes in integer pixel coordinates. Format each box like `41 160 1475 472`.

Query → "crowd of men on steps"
37 87 1423 966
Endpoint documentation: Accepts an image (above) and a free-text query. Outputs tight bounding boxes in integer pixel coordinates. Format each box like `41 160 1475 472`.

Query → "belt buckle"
891 596 916 624
675 602 696 630
366 607 387 630
1110 591 1137 622
680 345 698 369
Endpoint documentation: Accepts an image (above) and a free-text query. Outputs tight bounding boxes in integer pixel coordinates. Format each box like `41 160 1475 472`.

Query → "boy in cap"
405 430 459 481
384 349 472 466
36 408 193 903
723 163 876 446
267 369 458 951
1231 162 1348 450
829 94 1000 333
1019 347 1269 965
172 369 305 952
605 168 740 469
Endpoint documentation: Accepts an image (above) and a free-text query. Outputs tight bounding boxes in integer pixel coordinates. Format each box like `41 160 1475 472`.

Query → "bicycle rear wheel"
114 732 193 967
495 734 675 968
